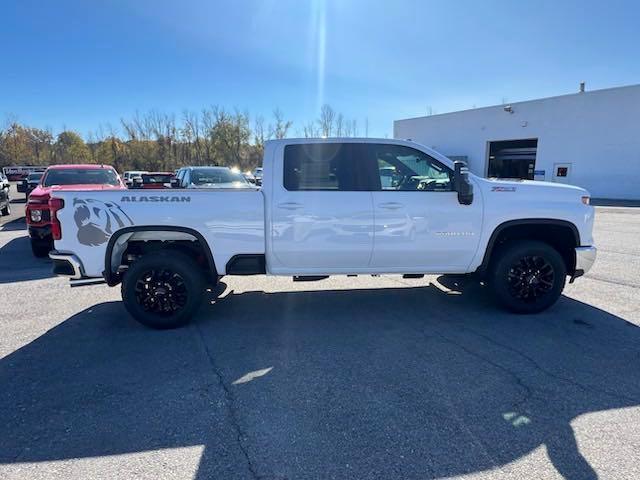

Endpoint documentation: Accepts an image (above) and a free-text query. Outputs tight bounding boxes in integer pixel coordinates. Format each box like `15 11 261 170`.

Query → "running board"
70 278 107 288
402 274 424 279
293 276 329 282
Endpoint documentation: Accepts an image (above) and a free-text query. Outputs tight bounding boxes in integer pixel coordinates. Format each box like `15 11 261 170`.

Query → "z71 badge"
491 186 516 192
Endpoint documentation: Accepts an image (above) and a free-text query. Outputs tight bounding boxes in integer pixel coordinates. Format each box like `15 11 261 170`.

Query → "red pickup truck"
26 164 126 257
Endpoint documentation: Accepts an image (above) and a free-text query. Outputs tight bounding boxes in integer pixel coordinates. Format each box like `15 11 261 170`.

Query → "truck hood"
481 177 589 197
30 184 126 197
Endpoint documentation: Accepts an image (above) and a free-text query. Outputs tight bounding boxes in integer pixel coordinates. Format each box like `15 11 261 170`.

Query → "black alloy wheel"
490 240 566 313
506 255 555 303
122 250 205 329
134 269 189 315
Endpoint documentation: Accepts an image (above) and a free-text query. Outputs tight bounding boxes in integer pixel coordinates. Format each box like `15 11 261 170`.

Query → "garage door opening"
487 139 538 180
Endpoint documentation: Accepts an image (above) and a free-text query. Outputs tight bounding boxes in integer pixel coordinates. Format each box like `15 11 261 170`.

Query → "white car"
49 138 596 329
122 171 147 188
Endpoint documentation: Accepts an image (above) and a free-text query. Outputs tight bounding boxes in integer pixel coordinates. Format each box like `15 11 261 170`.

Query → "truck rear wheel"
1 202 10 216
489 240 566 314
121 251 205 329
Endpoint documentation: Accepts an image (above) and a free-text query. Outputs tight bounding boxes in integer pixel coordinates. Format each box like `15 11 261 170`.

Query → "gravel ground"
1 185 639 480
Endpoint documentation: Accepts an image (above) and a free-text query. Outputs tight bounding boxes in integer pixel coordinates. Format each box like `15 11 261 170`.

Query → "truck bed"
52 189 265 277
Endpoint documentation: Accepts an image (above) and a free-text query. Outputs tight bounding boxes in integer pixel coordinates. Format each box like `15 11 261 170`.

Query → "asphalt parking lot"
1 183 639 480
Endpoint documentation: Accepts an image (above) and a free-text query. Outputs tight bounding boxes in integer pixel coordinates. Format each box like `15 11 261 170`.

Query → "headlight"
30 209 42 222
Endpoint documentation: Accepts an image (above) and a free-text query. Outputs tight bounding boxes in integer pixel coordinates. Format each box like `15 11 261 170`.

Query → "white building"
394 84 640 200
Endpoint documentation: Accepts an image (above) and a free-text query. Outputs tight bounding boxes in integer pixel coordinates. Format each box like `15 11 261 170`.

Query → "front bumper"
571 246 597 282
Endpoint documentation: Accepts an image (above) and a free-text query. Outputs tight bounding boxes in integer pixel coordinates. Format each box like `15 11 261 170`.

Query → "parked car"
242 171 257 185
26 164 126 257
122 171 147 188
131 172 175 189
174 166 254 189
17 172 44 199
49 138 596 329
253 167 263 185
0 172 10 216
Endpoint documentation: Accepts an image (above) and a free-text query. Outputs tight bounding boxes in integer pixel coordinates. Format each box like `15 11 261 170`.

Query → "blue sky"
2 0 639 138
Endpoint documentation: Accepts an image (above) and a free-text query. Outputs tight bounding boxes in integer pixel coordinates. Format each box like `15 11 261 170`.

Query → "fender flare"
476 218 580 273
103 225 217 286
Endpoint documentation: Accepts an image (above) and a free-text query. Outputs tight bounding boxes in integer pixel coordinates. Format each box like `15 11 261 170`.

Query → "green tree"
54 131 92 164
0 122 33 166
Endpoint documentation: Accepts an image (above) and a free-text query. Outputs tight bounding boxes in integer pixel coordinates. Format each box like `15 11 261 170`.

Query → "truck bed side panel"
52 190 265 277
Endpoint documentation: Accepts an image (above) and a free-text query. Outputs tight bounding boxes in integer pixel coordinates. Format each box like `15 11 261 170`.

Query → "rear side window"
283 143 370 191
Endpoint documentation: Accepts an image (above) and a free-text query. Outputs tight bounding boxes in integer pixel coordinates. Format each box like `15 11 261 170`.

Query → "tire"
1 202 9 216
121 250 205 329
489 240 566 314
30 237 52 257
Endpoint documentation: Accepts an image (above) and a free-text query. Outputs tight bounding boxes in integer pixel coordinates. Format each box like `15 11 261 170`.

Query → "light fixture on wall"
503 105 514 114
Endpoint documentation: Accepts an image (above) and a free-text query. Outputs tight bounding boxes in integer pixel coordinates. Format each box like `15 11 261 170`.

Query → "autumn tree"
53 131 92 163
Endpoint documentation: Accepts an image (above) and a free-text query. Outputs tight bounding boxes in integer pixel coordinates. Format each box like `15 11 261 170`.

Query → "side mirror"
453 161 474 205
170 178 180 188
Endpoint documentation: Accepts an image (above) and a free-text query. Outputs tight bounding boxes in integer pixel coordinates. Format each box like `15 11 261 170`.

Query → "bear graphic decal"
73 198 133 246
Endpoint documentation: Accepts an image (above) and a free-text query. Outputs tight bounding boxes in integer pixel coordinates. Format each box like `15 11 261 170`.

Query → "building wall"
394 85 640 199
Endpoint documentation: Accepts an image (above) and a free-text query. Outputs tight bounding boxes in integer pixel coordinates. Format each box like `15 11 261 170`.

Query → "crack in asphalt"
390 276 639 405
387 278 533 409
191 321 262 480
459 326 640 405
431 329 534 409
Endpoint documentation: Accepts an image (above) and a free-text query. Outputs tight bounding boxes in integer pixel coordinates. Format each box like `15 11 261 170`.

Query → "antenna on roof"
579 81 586 93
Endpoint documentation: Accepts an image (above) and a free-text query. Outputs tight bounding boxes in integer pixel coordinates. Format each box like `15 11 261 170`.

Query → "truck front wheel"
490 240 566 314
121 251 205 329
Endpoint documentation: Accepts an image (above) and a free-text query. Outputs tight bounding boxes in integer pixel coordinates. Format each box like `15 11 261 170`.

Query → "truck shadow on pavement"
1 283 639 479
0 216 26 232
0 234 53 284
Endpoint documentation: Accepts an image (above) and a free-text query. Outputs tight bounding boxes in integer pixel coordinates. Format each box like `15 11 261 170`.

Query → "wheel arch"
103 226 217 286
476 219 580 276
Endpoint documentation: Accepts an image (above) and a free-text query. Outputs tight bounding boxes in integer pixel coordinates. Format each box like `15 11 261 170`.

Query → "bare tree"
318 104 335 137
335 113 344 137
302 121 319 138
271 108 292 139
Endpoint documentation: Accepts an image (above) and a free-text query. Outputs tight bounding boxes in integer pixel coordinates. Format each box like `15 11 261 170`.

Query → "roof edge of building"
394 83 640 124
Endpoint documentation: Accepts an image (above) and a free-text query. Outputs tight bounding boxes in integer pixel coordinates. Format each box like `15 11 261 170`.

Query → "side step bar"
70 277 107 288
293 275 329 282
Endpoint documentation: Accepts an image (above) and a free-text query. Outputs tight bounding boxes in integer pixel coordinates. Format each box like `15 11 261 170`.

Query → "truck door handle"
378 202 404 210
277 202 303 210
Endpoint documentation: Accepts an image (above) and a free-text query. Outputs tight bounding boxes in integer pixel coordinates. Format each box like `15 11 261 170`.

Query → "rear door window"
283 143 372 191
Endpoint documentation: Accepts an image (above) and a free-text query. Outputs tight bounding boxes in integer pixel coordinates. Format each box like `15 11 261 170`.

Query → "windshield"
191 168 249 186
43 168 120 186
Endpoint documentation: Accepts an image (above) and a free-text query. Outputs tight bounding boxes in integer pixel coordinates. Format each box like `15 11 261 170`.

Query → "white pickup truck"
49 138 596 329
